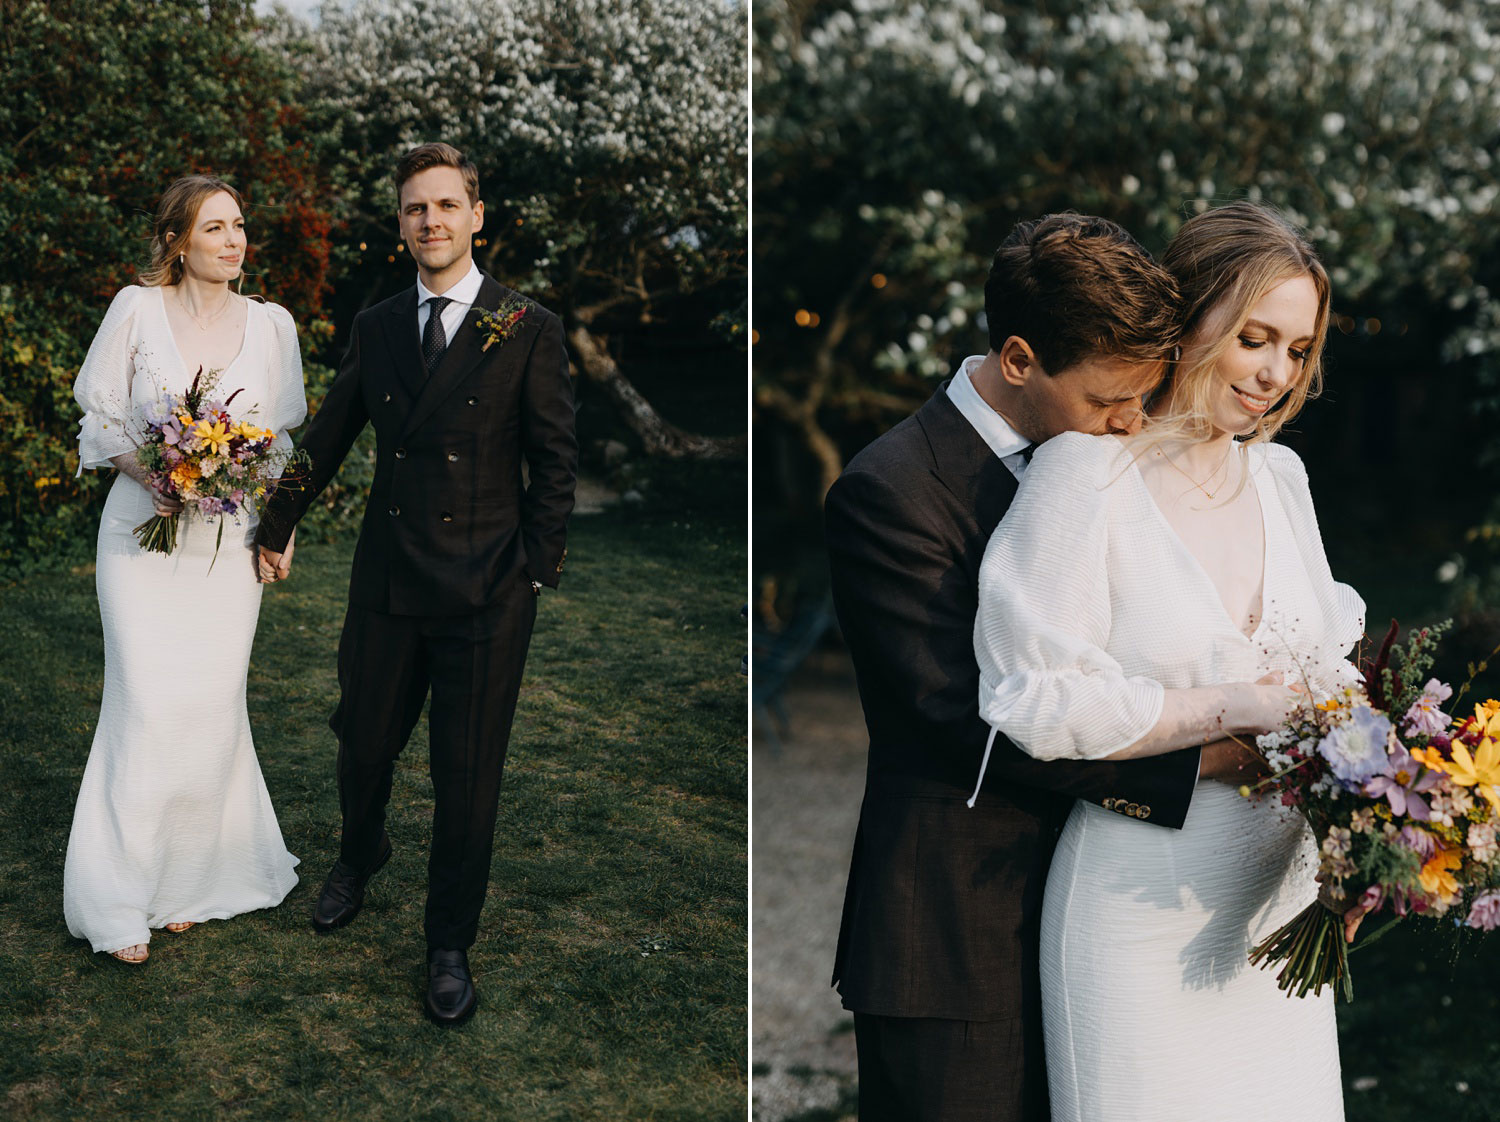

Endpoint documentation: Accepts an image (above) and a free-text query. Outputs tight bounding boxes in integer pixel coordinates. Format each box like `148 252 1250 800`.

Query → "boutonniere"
474 295 531 352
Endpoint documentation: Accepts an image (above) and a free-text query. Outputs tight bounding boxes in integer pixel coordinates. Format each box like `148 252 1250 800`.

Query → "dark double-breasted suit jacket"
825 384 1201 1115
256 272 577 605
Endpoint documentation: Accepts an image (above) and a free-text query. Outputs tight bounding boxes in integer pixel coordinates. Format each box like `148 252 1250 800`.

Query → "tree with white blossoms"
754 0 1500 506
274 0 747 458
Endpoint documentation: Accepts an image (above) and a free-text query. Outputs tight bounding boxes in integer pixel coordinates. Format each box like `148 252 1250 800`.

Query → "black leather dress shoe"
424 948 478 1025
311 833 391 932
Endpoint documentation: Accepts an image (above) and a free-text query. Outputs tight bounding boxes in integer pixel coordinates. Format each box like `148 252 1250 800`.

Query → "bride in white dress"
66 176 303 963
974 203 1360 1120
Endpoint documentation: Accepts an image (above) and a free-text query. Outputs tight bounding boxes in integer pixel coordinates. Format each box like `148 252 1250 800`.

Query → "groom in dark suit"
255 142 577 1024
826 214 1264 1118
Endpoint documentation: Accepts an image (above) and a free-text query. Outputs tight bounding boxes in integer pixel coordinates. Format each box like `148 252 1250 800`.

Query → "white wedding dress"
974 433 1363 1122
64 285 304 953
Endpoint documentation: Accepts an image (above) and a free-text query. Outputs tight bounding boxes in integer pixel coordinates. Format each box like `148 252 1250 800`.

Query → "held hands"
256 529 295 584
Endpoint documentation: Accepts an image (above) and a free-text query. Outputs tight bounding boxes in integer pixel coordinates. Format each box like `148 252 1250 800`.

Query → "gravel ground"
752 649 865 1122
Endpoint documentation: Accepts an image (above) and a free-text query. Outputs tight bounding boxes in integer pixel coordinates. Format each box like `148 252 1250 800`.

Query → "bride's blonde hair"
138 175 245 288
1147 201 1331 447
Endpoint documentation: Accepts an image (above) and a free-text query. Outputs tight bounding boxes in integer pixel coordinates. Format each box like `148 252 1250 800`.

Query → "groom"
825 214 1263 1119
255 142 578 1024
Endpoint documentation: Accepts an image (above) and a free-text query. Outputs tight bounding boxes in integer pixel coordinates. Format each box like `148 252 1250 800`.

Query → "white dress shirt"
945 355 1032 480
416 261 484 347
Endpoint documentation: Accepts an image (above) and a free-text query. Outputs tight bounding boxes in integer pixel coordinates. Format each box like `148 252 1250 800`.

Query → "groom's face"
398 166 485 277
1016 352 1165 441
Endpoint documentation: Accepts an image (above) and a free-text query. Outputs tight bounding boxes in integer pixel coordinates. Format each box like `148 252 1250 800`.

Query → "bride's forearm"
109 452 151 489
1105 683 1284 761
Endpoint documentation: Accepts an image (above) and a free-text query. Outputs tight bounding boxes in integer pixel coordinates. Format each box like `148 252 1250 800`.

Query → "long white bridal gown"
65 285 303 954
974 432 1363 1122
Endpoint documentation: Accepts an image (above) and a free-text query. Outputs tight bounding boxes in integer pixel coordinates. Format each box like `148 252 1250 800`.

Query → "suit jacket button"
466 396 479 406
395 448 407 460
1125 802 1140 816
441 512 453 523
447 452 459 462
388 505 400 517
1138 805 1151 819
1102 798 1116 811
382 392 392 403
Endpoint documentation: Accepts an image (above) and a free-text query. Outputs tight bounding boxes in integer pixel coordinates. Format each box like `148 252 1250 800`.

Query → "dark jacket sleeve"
517 311 578 587
255 313 371 552
825 467 1201 829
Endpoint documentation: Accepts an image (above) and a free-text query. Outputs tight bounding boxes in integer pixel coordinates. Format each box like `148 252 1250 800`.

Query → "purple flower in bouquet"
1363 741 1440 820
1395 825 1437 860
1403 679 1453 737
142 399 173 426
1318 706 1394 788
161 416 186 446
1465 891 1500 931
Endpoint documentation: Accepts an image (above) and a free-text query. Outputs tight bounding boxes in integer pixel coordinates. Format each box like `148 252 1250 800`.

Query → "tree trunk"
567 325 745 461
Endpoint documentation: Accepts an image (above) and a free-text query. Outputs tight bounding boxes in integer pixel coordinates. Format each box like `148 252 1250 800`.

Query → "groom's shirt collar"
415 261 484 343
947 355 1032 480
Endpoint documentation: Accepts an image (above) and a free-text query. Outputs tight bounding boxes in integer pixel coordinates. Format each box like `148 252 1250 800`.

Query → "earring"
179 254 185 264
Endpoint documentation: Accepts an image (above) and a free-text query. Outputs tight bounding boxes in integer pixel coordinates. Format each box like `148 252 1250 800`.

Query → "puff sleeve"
74 287 144 473
973 432 1165 761
262 302 307 440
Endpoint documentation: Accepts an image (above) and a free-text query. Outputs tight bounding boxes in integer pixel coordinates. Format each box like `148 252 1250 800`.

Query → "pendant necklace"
1160 443 1237 500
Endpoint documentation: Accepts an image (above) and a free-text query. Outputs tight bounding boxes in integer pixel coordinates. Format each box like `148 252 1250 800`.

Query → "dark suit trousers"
854 1012 1048 1122
330 581 537 950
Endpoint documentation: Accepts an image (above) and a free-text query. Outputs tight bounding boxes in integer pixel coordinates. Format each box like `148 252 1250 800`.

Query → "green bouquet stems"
132 512 180 555
1247 902 1352 1003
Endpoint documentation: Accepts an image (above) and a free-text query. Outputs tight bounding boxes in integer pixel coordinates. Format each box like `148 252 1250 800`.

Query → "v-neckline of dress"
1122 444 1271 643
157 285 251 381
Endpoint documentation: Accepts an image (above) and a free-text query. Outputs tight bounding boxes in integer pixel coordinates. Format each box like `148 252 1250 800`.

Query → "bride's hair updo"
138 175 244 288
1151 201 1330 445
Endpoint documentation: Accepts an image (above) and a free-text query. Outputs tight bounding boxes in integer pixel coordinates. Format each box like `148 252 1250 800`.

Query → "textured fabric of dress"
974 432 1364 1122
64 286 305 954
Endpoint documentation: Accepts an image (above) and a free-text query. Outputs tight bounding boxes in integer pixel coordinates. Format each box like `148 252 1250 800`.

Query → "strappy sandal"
109 943 149 964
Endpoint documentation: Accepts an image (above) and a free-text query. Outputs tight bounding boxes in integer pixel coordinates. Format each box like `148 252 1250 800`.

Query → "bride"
974 202 1360 1120
66 176 304 963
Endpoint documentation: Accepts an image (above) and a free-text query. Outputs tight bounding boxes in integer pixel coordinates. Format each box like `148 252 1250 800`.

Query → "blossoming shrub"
754 0 1500 509
0 0 340 573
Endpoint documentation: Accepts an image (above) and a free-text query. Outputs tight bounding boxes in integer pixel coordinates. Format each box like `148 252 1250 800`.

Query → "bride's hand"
1247 671 1302 730
149 480 183 517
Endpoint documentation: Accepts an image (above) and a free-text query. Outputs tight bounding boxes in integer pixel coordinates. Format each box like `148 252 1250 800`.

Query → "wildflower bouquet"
1242 620 1500 1001
132 365 304 569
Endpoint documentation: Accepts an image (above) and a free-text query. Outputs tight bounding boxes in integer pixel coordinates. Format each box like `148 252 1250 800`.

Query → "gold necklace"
175 287 234 331
1160 443 1237 500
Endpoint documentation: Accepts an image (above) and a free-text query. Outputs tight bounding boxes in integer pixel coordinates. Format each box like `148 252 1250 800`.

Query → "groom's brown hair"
985 213 1182 374
394 142 481 207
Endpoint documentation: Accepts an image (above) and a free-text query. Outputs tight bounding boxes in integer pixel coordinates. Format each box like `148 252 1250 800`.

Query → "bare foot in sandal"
164 922 195 933
110 943 149 964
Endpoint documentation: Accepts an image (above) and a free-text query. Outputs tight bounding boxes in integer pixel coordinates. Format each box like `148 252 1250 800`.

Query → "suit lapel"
381 287 425 401
399 273 508 441
917 380 1020 536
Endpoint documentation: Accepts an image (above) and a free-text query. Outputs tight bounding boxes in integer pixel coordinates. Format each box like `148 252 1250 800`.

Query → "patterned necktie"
422 296 453 373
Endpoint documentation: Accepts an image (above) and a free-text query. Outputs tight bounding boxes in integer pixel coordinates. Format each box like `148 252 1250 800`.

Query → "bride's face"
175 191 246 284
1192 274 1319 437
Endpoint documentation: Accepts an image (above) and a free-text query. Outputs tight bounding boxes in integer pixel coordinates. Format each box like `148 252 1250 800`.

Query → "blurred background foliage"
0 0 746 574
752 0 1500 683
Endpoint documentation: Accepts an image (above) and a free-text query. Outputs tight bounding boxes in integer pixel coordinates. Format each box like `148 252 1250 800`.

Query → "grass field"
0 495 747 1121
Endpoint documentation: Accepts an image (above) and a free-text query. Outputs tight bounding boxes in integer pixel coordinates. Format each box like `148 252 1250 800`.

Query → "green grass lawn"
0 502 747 1121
